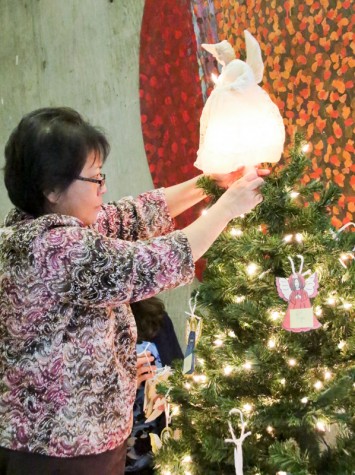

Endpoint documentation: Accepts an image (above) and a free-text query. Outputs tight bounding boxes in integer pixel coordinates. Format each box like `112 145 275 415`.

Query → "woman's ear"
43 189 60 205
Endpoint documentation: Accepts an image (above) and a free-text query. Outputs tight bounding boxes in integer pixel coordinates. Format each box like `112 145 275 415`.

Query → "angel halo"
276 255 321 333
194 30 285 174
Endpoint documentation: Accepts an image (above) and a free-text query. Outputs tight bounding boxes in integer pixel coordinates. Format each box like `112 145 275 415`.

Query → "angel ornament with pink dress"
276 255 321 332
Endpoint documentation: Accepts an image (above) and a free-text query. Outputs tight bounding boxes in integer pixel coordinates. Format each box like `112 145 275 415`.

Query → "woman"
126 297 183 473
0 107 267 474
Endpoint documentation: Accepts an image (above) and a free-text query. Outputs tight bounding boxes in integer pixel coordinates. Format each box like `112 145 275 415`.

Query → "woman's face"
46 150 107 225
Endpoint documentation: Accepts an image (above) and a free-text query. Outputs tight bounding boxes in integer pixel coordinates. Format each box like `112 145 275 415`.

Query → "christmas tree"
155 134 355 475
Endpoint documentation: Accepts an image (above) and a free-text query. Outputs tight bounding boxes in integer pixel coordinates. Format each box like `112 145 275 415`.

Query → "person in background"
125 297 183 474
0 107 268 475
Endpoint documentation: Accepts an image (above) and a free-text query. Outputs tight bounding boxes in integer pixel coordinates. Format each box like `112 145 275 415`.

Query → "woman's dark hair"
4 107 110 217
131 297 165 341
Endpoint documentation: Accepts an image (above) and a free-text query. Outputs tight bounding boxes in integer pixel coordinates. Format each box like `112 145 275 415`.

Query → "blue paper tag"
183 330 196 375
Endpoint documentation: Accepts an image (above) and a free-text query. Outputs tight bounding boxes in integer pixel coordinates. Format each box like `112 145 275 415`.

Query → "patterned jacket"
0 189 194 457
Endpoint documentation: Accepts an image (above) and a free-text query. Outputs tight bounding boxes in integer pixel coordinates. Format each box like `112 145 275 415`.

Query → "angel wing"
276 277 292 301
245 30 264 84
304 273 319 298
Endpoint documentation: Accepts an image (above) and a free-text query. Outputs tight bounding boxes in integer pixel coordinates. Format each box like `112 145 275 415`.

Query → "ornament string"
225 409 251 475
185 292 199 319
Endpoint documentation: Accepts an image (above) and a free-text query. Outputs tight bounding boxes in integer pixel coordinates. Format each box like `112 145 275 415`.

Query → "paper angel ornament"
194 30 285 174
276 255 321 332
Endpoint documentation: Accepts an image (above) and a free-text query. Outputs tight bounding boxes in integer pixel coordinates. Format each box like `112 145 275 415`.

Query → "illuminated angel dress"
276 272 321 333
194 31 285 174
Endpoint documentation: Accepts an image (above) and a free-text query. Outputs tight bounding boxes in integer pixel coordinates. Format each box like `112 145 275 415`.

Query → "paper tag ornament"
183 294 202 375
276 255 321 333
194 30 285 174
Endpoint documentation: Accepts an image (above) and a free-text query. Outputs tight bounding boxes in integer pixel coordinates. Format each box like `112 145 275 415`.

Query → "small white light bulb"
288 358 297 367
214 338 223 347
243 361 252 370
271 311 281 321
343 302 352 310
230 228 243 237
201 209 208 216
266 425 274 434
243 403 252 412
268 339 276 349
223 365 233 376
314 380 323 390
338 340 346 350
302 143 310 153
324 370 332 380
284 234 293 242
295 233 303 243
246 263 258 275
280 378 286 386
315 306 323 316
184 382 191 390
182 455 192 463
327 296 336 305
228 330 236 338
301 397 308 404
290 191 300 199
316 420 326 432
234 295 246 303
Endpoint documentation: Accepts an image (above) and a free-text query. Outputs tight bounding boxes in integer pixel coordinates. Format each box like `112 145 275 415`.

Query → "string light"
343 302 352 310
288 358 297 367
280 378 286 386
243 403 252 412
171 405 180 416
316 420 326 432
197 358 205 366
223 365 233 376
290 190 300 199
327 296 336 305
246 263 258 275
193 374 207 383
270 310 281 321
185 471 192 475
302 143 310 153
284 234 293 242
182 455 192 463
315 306 323 316
295 233 303 243
162 470 172 475
228 330 236 338
314 380 323 390
301 397 308 404
277 472 288 475
230 227 243 237
184 382 191 390
338 340 346 350
266 425 274 434
243 361 252 370
234 295 246 303
201 209 208 216
268 339 276 349
324 370 332 380
214 338 224 347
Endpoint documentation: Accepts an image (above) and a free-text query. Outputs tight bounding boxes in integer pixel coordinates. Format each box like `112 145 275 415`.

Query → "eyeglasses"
76 173 106 188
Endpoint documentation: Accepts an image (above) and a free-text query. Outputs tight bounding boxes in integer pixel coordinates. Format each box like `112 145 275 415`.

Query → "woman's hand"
209 166 270 189
136 352 156 388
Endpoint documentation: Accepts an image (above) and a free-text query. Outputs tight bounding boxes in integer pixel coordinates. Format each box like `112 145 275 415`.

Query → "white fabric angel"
194 30 285 174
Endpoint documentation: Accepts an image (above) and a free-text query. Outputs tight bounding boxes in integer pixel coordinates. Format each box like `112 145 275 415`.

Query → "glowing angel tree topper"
194 30 285 174
276 255 321 332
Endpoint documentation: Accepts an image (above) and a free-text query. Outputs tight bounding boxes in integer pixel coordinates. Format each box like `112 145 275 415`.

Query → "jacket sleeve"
93 188 174 241
32 226 194 307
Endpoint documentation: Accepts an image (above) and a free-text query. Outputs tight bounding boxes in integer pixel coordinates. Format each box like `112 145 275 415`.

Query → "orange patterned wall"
210 0 354 226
